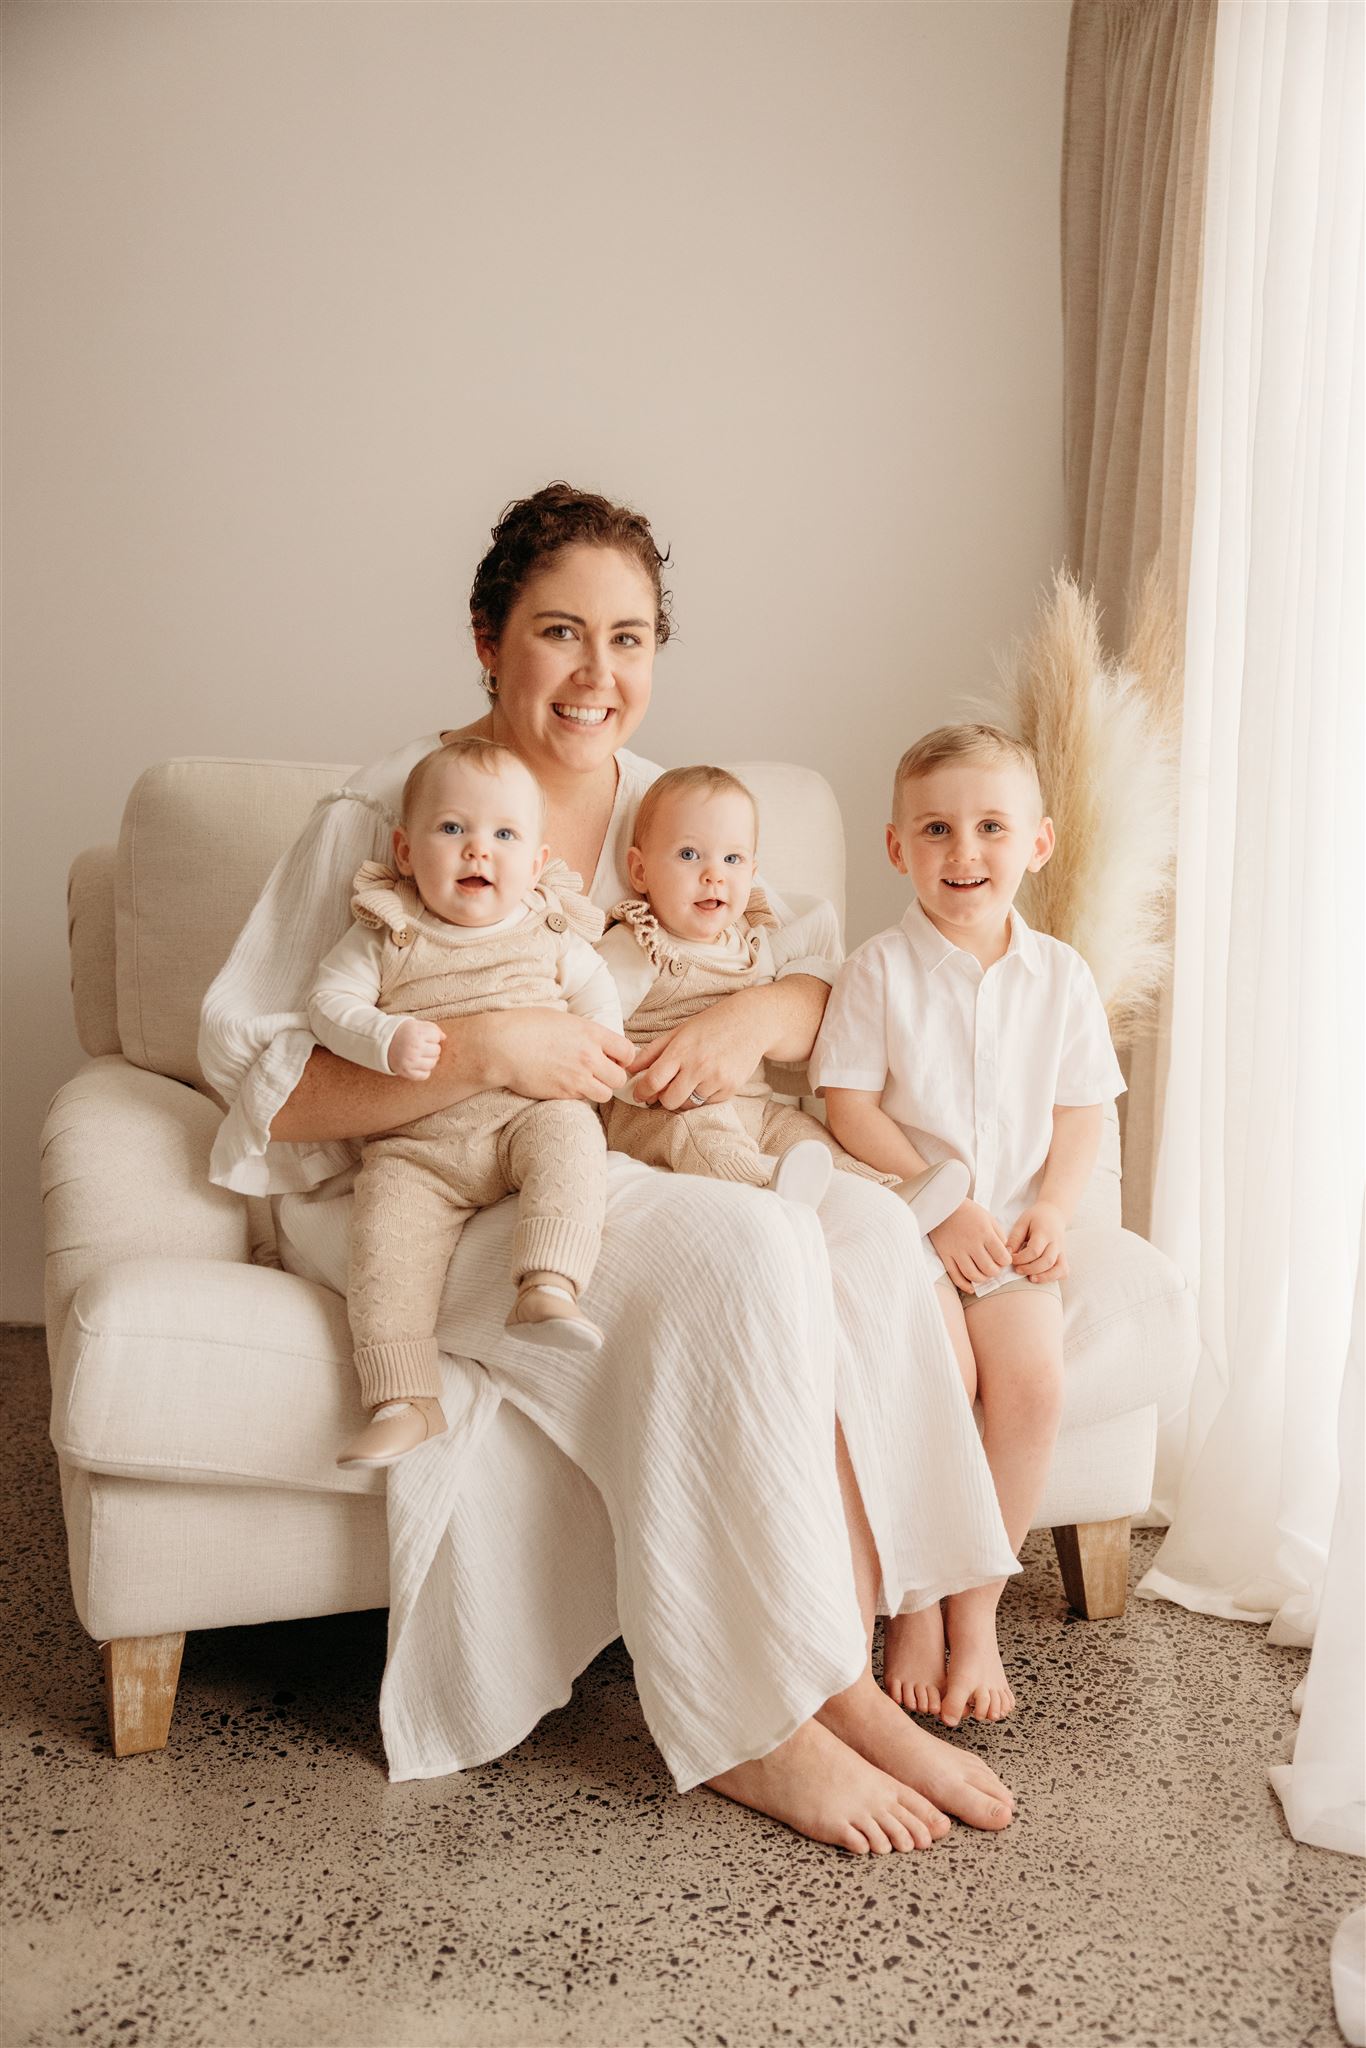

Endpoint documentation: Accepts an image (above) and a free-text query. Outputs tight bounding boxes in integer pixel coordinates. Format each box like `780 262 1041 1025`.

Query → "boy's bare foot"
940 1597 1015 1726
816 1671 1014 1830
882 1604 949 1717
706 1719 942 1854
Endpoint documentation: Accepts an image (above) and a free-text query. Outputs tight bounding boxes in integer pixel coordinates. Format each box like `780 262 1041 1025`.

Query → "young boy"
809 724 1125 1728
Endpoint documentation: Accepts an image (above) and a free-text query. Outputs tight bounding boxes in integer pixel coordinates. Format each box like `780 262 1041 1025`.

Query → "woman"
200 484 1018 1855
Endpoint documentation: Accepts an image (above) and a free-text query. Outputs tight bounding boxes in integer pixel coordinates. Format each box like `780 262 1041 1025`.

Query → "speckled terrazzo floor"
3 1325 1360 2048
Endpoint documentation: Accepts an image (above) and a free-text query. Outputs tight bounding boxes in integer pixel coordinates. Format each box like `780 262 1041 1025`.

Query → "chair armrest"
41 1056 250 1356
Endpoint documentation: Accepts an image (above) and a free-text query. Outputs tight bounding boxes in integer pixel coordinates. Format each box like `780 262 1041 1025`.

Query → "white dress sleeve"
198 785 397 1195
307 924 403 1076
765 890 842 987
556 931 626 1032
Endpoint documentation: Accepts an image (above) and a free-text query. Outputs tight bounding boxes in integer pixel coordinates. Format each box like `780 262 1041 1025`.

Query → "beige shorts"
934 1271 1062 1310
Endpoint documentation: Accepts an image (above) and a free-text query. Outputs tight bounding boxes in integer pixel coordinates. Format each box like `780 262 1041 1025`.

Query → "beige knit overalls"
602 892 895 1191
345 863 608 1408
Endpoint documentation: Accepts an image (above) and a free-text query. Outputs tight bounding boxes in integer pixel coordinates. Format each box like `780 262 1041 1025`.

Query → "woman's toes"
896 1802 935 1850
840 1827 870 1856
882 1811 917 1853
861 1816 893 1855
885 1676 904 1708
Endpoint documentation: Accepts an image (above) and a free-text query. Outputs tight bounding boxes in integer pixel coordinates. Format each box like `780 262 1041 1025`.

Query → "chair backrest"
69 755 847 1092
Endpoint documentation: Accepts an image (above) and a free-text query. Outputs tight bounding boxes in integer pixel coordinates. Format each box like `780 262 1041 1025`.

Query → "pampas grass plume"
989 568 1180 1046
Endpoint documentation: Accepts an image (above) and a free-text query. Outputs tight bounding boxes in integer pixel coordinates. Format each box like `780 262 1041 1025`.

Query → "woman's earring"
483 670 499 699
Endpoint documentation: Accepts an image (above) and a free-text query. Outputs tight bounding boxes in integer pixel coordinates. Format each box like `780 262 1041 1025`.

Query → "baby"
810 724 1125 1728
308 737 623 1470
599 764 967 1225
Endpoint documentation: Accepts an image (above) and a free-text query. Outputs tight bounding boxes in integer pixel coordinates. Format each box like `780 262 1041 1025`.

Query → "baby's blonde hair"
892 723 1043 818
400 737 544 827
631 764 758 854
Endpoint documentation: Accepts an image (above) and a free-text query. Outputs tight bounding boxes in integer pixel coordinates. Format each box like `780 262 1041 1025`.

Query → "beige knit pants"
603 1093 893 1191
348 1090 606 1405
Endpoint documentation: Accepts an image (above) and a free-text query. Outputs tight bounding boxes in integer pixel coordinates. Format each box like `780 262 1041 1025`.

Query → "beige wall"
2 0 1069 1320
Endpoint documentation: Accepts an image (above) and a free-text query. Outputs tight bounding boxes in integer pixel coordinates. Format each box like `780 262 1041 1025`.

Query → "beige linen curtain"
1062 0 1217 1234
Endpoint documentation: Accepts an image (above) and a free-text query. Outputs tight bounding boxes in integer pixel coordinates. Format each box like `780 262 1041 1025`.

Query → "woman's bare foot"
816 1671 1014 1831
706 1719 943 1854
882 1604 948 1717
940 1591 1015 1726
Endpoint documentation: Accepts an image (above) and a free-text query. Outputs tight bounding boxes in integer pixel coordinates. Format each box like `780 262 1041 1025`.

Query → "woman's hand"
483 1008 635 1105
928 1201 1011 1292
628 989 774 1111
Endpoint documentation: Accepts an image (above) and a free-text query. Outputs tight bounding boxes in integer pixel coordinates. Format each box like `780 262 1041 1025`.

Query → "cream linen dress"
199 736 1016 1791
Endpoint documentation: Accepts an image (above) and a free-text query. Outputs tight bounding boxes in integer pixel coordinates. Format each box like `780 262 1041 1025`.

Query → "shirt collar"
900 898 1043 976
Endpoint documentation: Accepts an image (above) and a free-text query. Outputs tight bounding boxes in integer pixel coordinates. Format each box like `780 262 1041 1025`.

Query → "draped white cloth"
1135 4 1364 2028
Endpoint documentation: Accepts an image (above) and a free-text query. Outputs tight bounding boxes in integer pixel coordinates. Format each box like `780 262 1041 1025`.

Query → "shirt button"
668 957 687 977
546 912 567 933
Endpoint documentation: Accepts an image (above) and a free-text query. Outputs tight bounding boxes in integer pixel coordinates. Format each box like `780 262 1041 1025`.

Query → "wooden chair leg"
1052 1517 1131 1619
102 1633 185 1756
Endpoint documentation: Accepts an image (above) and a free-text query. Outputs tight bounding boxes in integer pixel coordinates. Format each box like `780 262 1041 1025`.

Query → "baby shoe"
895 1159 971 1235
769 1139 836 1210
506 1282 605 1354
336 1396 448 1469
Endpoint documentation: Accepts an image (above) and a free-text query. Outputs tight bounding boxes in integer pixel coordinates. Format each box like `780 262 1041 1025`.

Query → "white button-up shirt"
809 901 1125 1246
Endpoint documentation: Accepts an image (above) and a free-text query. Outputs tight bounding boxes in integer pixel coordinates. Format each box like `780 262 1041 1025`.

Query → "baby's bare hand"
929 1200 1010 1291
388 1017 445 1081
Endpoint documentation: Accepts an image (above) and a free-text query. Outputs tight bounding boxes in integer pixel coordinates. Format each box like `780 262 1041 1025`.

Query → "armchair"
41 757 1198 1755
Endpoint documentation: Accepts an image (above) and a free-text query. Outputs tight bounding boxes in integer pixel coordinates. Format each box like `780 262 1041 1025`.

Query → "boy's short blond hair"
892 724 1043 818
631 764 759 853
400 737 544 827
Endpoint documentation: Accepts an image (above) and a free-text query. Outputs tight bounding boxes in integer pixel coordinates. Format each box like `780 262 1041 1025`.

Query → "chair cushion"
52 1258 385 1497
52 1230 1196 1506
116 756 353 1089
1059 1226 1197 1426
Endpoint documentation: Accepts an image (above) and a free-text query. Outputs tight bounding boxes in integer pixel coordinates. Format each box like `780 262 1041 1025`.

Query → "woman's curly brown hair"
469 483 674 660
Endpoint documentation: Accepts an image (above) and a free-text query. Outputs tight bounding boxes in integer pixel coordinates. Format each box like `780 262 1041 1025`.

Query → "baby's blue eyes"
437 823 517 840
923 821 1004 836
439 822 462 835
677 849 746 863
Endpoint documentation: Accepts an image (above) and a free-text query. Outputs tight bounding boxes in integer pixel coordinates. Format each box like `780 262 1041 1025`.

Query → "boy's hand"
1008 1201 1069 1283
929 1201 1010 1292
388 1017 446 1081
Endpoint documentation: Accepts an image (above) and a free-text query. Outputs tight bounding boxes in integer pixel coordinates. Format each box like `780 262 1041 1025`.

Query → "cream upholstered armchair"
41 757 1199 1757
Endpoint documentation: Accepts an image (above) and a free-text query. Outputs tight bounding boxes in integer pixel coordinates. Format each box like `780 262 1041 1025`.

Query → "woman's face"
475 545 656 780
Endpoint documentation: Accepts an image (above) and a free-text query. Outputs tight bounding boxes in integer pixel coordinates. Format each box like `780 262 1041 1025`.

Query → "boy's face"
887 759 1054 948
393 756 549 927
627 787 758 943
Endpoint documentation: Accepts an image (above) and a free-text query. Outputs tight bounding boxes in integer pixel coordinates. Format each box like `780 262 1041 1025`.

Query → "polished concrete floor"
3 1323 1360 2047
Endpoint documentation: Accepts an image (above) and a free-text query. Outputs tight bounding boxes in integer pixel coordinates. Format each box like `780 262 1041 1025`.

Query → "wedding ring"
688 1089 706 1106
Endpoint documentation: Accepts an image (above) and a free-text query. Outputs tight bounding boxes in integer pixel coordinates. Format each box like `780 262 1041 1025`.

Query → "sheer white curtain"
1137 5 1364 2022
1140 0 1364 1641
